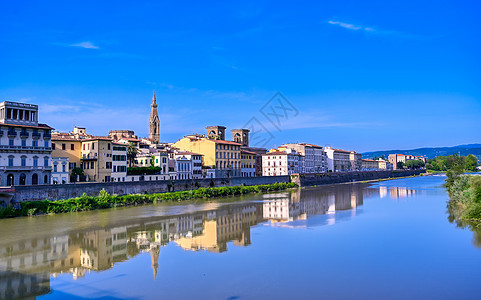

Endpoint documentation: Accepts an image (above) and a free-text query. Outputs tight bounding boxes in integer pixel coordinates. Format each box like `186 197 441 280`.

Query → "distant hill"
362 144 481 160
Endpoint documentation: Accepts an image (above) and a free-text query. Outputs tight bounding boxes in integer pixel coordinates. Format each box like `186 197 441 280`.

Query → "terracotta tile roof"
241 150 258 155
207 139 242 146
175 151 204 156
0 122 53 130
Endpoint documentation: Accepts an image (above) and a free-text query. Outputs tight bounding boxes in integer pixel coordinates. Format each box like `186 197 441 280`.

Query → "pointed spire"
152 91 156 105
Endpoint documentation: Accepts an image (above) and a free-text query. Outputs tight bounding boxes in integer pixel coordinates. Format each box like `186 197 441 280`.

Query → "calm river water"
1 175 480 300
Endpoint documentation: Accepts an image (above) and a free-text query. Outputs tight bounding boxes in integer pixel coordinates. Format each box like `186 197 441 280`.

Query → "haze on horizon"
1 0 480 152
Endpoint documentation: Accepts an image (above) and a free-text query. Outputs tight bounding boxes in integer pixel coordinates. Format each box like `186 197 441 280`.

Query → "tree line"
426 154 478 172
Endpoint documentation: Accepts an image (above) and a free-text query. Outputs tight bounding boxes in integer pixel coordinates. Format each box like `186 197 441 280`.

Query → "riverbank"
0 182 298 219
446 174 481 227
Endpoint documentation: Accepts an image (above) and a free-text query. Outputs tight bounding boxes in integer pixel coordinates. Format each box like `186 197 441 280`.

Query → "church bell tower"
149 91 160 143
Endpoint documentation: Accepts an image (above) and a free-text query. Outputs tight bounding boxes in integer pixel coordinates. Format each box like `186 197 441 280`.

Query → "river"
0 175 480 300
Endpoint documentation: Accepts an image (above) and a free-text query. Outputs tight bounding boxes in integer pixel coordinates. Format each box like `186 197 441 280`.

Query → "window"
32 140 38 147
91 161 94 169
83 144 85 150
71 144 74 150
8 156 14 166
69 162 76 169
62 143 66 150
52 143 56 150
21 157 26 166
44 157 49 167
92 143 95 150
33 157 38 167
62 164 66 172
9 139 14 146
21 140 26 147
44 141 49 148
53 164 58 172
108 143 111 150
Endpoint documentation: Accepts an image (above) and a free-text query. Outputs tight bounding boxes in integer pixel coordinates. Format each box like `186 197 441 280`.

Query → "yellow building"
81 137 113 182
51 135 82 170
173 134 241 177
241 150 256 177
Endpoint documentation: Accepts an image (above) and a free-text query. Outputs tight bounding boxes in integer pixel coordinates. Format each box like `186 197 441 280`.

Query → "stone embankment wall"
9 170 424 203
11 176 290 202
291 170 425 187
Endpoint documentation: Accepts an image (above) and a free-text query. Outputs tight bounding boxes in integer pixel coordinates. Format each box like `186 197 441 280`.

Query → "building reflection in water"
0 183 373 299
263 184 366 227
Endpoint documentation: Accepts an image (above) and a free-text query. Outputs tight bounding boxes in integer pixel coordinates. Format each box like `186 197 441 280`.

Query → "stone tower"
206 126 226 140
231 129 250 147
149 91 160 143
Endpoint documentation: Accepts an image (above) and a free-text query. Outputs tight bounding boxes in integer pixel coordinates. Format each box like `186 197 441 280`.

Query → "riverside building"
0 101 53 186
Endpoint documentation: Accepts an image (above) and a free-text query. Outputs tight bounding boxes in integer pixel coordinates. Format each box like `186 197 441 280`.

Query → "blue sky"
1 0 480 152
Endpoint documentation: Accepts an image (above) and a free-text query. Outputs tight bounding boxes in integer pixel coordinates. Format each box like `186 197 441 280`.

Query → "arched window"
32 173 38 185
7 174 14 186
19 173 26 185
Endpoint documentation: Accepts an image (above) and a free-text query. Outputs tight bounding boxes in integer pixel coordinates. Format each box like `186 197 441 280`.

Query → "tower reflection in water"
0 183 371 299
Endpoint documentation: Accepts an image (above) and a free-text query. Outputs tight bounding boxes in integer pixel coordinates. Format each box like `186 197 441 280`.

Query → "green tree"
397 161 404 169
405 160 425 170
465 154 478 171
150 155 155 167
70 167 85 182
127 142 138 167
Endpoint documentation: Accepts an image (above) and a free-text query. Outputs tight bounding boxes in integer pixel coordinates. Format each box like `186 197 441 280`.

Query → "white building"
262 151 301 176
280 143 328 173
0 101 53 186
324 147 351 172
111 143 128 182
51 157 69 184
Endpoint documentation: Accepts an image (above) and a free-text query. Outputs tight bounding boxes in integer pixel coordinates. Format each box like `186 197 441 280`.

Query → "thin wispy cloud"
327 20 418 38
328 20 375 32
69 41 99 49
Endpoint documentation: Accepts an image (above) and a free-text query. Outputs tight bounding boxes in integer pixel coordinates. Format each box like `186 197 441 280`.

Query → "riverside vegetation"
0 182 297 219
444 154 481 227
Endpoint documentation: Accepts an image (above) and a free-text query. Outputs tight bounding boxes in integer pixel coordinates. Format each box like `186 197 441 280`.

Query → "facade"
51 135 82 170
389 154 426 170
280 143 328 173
349 151 362 171
149 92 160 143
51 157 69 184
174 131 242 178
172 153 193 180
261 151 301 176
80 138 113 183
361 159 379 171
111 143 127 182
174 151 203 179
377 158 393 170
108 130 137 141
241 150 256 177
324 147 351 172
0 101 53 186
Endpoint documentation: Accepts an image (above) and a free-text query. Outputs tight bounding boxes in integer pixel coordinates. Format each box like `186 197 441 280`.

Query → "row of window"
4 139 49 148
5 156 49 167
216 152 240 159
215 161 240 169
216 144 240 150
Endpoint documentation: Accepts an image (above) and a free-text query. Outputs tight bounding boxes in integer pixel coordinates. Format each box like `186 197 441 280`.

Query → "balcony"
43 132 51 139
7 130 17 137
82 153 98 160
32 132 41 139
0 145 52 151
20 131 29 138
0 166 52 171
